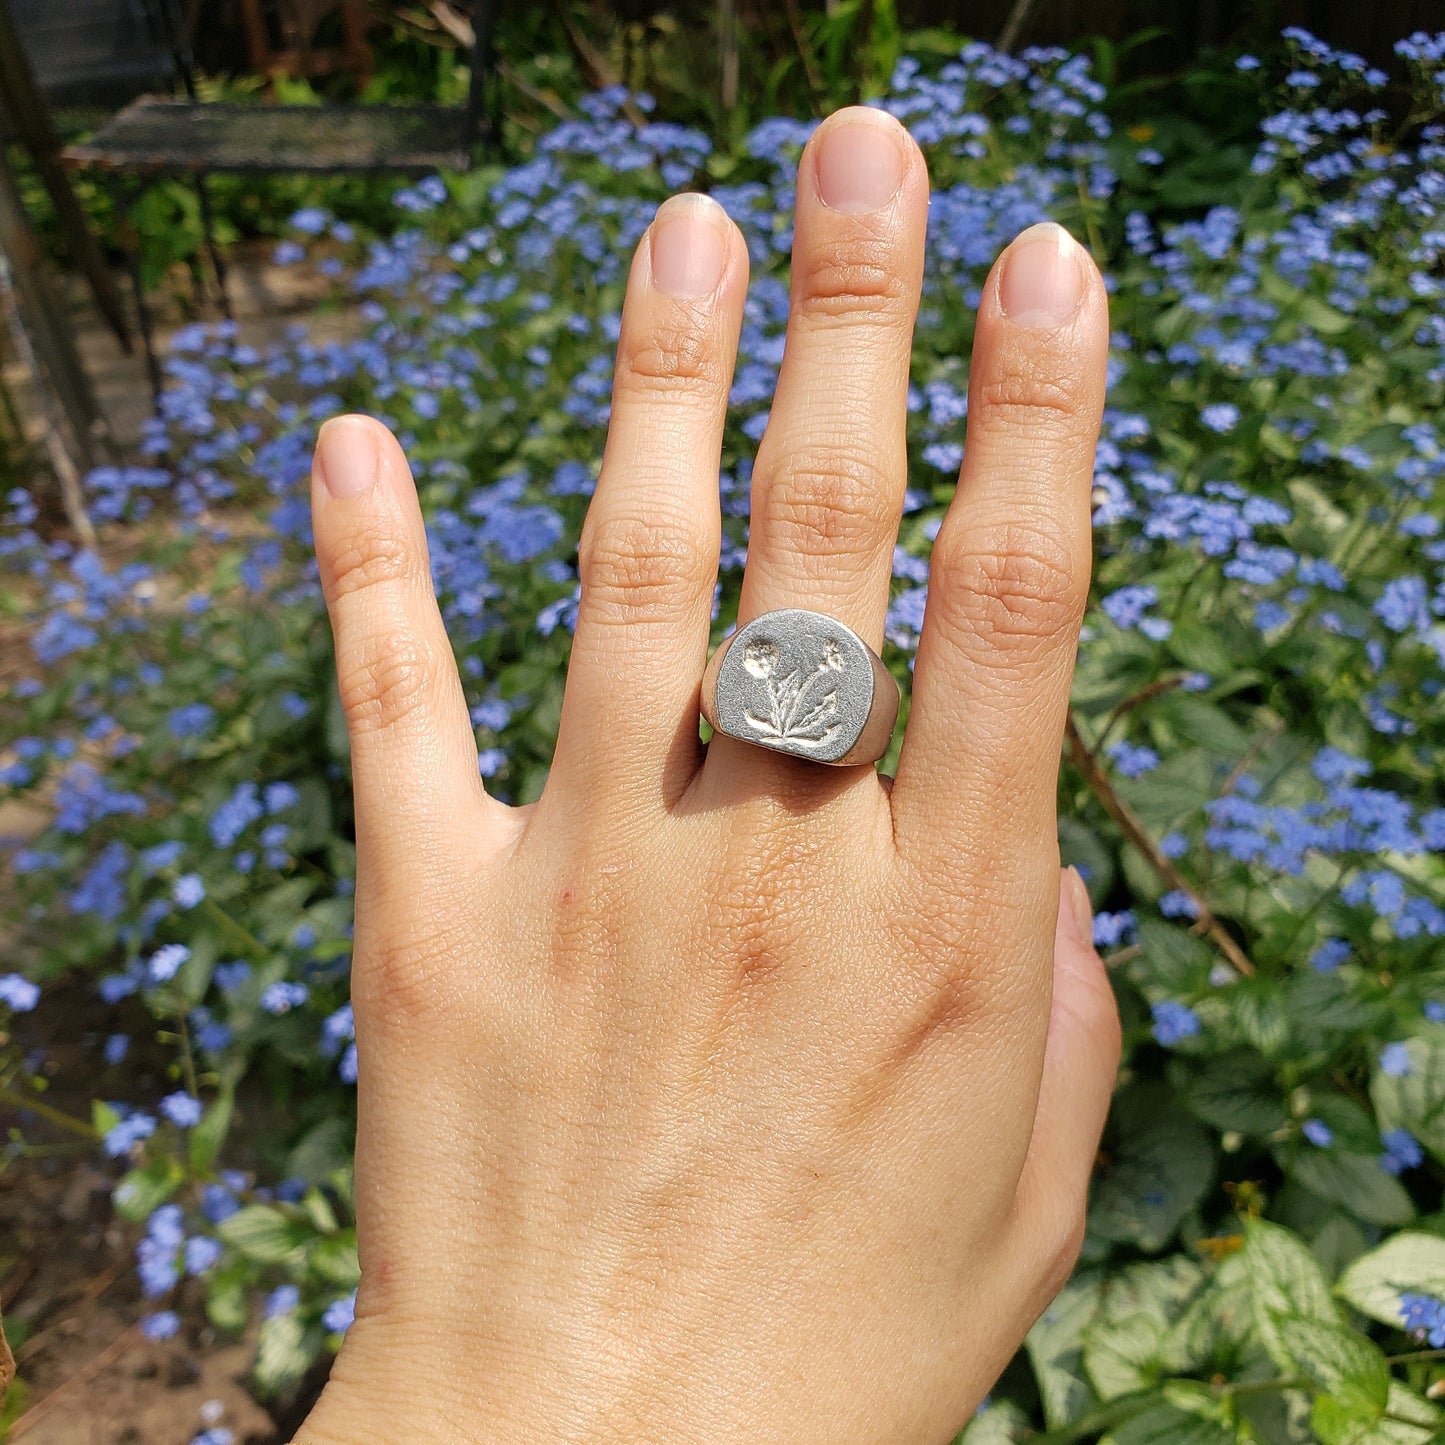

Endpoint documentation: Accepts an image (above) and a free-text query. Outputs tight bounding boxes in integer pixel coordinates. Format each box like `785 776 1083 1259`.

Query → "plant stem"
0 1085 98 1139
1066 710 1257 976
1090 672 1191 759
200 896 267 959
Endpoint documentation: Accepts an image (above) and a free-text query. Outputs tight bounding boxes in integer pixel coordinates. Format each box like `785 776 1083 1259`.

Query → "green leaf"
1372 1036 1445 1163
92 1100 122 1137
1089 1087 1216 1252
1159 695 1252 758
1288 1151 1415 1228
1135 918 1215 993
254 1310 312 1394
1337 1233 1445 1329
1107 1401 1237 1444
1242 1217 1338 1371
1232 981 1290 1056
1024 1273 1103 1429
1370 1382 1442 1444
1166 619 1237 677
1085 1312 1166 1401
1277 1314 1389 1403
1170 1051 1289 1135
1083 1256 1205 1400
310 1232 360 1289
955 1397 1031 1444
217 1205 309 1267
1312 1388 1385 1445
1158 1250 1255 1374
205 1266 249 1332
177 930 219 1008
112 1158 183 1222
189 1084 234 1175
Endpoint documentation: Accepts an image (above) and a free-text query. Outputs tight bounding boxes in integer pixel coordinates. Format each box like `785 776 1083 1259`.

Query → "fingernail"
315 417 379 499
1063 866 1095 949
999 222 1083 328
650 194 729 297
814 109 907 215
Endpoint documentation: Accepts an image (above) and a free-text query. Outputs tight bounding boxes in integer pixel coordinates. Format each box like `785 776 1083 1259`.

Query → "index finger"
891 223 1108 903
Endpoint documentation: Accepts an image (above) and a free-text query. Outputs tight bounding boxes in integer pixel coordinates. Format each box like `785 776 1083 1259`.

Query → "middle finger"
734 106 928 652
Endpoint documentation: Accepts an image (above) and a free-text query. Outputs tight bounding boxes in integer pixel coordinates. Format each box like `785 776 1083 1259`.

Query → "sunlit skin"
293 106 1119 1444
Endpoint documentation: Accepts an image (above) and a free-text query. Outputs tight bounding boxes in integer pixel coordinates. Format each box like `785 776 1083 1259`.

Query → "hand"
295 106 1118 1444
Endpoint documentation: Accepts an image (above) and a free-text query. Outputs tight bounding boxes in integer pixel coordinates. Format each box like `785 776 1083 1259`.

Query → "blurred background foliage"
11 0 1438 294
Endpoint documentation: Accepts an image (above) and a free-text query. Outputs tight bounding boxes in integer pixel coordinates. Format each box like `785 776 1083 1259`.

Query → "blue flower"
209 783 264 848
160 1092 203 1128
265 1284 301 1318
1375 576 1429 633
1379 1128 1423 1175
260 981 308 1015
201 1184 241 1225
1380 1042 1412 1077
1200 402 1240 432
1302 1118 1333 1147
148 944 191 984
1101 584 1158 629
1151 1000 1202 1047
0 974 40 1012
1107 740 1160 777
172 873 206 909
322 1291 357 1333
213 960 252 992
289 207 329 235
264 782 300 813
1159 890 1200 920
104 1111 156 1157
140 1310 180 1341
1310 939 1350 972
1400 1293 1445 1348
1312 747 1371 785
184 1236 223 1274
1092 911 1135 948
167 703 215 738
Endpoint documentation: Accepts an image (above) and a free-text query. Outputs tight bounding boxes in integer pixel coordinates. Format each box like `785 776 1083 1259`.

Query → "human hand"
295 105 1117 1444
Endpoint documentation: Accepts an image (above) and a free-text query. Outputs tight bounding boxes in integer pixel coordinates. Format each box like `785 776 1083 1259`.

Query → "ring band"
700 608 900 766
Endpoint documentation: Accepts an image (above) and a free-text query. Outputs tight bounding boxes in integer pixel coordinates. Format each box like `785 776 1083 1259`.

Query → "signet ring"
700 608 901 767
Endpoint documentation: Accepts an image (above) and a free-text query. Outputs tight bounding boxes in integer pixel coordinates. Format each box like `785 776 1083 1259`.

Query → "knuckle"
880 910 991 1059
335 629 436 736
578 512 707 620
931 522 1084 653
760 448 899 559
354 921 468 1025
617 314 725 396
973 366 1087 435
325 517 417 604
796 236 913 322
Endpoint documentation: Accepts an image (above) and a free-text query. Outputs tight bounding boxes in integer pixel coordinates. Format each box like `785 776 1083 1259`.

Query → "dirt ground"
0 982 316 1445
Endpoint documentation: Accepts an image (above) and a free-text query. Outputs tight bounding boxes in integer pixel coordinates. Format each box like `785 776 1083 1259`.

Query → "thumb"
1008 867 1122 1283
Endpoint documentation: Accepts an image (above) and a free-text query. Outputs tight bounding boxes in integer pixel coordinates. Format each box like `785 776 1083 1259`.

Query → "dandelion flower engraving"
743 641 779 678
744 636 844 749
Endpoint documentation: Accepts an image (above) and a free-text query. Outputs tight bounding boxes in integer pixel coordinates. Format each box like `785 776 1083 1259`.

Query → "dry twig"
1066 711 1256 976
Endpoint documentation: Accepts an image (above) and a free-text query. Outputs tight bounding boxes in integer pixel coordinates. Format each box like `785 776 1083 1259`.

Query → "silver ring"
700 608 900 766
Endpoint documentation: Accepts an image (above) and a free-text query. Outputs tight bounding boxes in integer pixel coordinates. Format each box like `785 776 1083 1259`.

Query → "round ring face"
713 609 877 764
